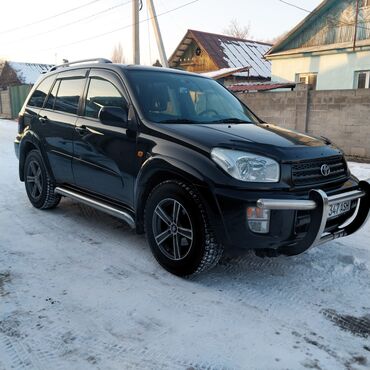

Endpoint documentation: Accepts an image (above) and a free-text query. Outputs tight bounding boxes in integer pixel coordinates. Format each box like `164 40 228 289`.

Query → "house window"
354 71 370 89
296 73 318 90
361 0 370 8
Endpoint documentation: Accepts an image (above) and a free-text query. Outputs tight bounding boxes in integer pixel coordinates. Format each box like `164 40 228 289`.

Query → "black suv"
15 59 370 276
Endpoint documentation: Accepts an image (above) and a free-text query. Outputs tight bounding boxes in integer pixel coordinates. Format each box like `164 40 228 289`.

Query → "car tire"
24 149 61 209
145 180 223 276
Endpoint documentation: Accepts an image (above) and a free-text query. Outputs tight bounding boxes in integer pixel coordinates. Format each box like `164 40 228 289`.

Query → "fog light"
247 207 270 234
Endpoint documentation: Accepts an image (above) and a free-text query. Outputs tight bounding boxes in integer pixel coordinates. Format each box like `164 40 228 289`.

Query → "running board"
55 187 135 229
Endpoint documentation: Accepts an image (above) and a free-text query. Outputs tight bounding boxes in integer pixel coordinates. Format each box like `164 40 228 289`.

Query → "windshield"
125 70 258 124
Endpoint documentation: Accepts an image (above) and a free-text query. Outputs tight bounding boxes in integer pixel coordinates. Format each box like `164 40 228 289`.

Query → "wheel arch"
19 131 55 182
134 156 226 245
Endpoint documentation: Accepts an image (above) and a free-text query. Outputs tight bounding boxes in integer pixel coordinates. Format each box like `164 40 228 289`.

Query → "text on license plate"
328 200 351 219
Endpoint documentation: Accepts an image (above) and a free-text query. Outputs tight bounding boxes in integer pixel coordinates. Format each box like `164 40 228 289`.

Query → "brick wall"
237 85 370 161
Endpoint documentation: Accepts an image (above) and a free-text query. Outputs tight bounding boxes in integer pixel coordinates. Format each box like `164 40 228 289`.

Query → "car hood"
158 122 343 162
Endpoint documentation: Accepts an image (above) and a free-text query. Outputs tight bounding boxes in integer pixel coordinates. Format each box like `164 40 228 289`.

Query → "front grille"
291 156 347 186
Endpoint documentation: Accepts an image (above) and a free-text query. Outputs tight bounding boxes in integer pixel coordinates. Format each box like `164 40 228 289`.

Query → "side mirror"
99 106 128 128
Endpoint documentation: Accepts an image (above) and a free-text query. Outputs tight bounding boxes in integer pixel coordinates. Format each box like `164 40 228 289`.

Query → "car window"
44 80 60 110
54 78 85 115
126 70 258 124
28 76 54 108
85 77 127 119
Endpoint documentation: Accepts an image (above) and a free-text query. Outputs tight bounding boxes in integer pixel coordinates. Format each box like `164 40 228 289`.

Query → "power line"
0 0 105 35
3 0 132 45
38 0 200 52
278 0 311 13
277 0 370 34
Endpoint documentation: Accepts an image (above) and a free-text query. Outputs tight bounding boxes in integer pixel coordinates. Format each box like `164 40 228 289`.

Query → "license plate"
328 200 351 219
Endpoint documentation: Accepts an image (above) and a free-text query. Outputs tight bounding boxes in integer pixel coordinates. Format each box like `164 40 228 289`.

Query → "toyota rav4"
14 59 370 276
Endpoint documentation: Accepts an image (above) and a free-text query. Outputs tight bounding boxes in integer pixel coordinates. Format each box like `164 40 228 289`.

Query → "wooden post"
353 0 360 51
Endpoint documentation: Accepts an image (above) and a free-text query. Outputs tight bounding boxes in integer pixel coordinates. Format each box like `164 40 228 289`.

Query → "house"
0 61 52 119
266 0 370 90
0 61 52 89
169 29 272 85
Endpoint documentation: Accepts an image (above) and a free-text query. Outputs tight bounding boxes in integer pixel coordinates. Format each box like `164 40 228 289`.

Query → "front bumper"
209 178 370 255
256 179 370 255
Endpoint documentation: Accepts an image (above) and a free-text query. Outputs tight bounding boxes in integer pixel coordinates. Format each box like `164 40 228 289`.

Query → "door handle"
75 125 88 135
39 116 48 124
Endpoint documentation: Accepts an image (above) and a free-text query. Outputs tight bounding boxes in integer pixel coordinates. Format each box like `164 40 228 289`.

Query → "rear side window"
85 78 126 119
28 76 54 108
44 80 60 110
54 78 85 115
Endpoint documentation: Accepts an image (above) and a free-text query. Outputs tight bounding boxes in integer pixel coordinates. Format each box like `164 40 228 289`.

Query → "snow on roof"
201 66 250 80
219 39 271 78
8 62 53 84
228 81 296 92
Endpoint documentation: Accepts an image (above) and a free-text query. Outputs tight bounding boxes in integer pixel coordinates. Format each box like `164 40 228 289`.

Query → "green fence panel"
9 85 32 119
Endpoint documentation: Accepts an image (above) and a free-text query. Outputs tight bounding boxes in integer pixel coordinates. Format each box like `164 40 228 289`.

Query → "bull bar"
256 179 370 255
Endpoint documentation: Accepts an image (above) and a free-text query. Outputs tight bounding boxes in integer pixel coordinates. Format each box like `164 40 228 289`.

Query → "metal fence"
9 84 32 119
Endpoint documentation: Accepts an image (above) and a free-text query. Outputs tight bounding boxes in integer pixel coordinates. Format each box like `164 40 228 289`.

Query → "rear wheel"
24 150 61 209
145 180 223 276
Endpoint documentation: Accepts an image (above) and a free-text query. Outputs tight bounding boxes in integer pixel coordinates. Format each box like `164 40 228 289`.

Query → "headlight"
211 148 280 183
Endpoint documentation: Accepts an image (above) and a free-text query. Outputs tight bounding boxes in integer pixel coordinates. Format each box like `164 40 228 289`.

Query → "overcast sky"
0 0 322 66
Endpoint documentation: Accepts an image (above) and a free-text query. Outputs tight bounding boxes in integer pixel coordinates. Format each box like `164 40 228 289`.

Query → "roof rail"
49 58 112 72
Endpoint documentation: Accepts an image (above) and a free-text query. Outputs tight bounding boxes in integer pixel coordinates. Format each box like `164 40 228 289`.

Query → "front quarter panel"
134 137 230 244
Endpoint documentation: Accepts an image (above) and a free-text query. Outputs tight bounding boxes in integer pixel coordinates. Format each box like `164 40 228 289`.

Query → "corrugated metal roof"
169 30 272 79
8 62 53 84
228 81 296 92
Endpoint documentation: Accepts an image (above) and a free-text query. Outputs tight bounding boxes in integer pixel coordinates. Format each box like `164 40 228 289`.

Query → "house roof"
228 81 296 92
266 0 338 57
7 62 53 84
169 29 272 79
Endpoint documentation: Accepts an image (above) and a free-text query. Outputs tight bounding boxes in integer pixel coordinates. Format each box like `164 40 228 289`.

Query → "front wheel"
145 180 223 276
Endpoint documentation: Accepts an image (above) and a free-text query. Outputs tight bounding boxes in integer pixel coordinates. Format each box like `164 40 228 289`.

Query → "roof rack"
49 58 112 72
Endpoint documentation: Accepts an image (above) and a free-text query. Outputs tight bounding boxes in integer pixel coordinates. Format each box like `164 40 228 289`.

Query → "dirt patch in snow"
0 271 11 297
0 313 21 338
323 309 370 338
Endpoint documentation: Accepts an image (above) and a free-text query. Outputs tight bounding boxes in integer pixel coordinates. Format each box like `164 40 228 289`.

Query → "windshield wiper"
158 119 204 124
207 118 252 124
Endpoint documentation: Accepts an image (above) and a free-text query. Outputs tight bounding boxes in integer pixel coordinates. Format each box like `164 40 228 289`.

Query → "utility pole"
132 0 140 64
147 0 169 67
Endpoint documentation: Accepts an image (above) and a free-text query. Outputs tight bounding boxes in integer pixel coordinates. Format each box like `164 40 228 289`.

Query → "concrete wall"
237 85 370 160
0 89 11 119
271 49 370 90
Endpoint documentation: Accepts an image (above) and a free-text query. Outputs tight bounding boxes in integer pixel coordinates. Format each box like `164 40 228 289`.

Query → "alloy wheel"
26 160 43 200
152 198 193 261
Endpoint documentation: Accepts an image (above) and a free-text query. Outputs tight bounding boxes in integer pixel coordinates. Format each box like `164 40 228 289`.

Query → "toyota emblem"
321 164 331 176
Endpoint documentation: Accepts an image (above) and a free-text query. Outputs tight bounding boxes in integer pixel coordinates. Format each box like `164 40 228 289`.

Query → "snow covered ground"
0 118 370 370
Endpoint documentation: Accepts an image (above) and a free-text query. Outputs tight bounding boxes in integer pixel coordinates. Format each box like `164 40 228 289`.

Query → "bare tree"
223 19 251 39
264 31 288 45
111 43 126 64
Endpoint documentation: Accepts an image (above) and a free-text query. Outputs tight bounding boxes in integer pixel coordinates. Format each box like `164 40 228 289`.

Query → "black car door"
39 69 87 184
72 69 136 207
